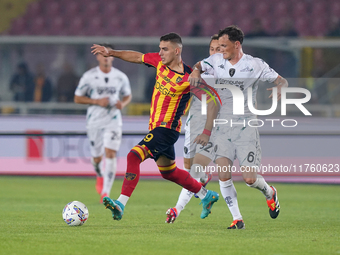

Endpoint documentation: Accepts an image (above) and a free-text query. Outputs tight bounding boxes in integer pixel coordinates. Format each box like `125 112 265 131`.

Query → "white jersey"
75 66 131 128
201 53 278 118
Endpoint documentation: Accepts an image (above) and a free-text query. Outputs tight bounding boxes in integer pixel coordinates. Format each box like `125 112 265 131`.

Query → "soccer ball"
62 201 89 226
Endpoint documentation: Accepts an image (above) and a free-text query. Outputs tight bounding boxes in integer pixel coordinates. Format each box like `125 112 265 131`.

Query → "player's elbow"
74 96 80 104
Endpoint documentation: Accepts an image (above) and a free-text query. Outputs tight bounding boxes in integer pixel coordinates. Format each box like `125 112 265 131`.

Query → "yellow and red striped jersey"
142 53 192 132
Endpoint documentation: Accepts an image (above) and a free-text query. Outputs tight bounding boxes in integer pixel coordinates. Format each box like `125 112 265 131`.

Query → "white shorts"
183 116 214 160
86 126 122 157
212 118 261 167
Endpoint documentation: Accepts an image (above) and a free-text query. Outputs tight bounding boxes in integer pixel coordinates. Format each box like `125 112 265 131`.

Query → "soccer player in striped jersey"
165 35 221 223
91 33 219 221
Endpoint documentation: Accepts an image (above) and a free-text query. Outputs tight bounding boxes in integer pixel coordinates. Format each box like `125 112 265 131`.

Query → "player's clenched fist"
95 97 110 107
188 69 202 87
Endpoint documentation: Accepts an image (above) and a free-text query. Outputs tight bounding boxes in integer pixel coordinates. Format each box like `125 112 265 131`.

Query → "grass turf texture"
0 176 339 255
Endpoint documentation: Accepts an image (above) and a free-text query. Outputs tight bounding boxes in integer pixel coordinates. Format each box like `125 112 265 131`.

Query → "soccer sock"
121 146 146 199
175 168 200 215
102 157 116 196
195 186 208 199
159 163 202 194
247 174 273 200
117 194 129 206
175 188 194 215
91 158 102 177
219 179 242 220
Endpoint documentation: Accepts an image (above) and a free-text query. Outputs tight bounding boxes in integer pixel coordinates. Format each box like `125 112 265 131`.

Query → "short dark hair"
209 34 219 47
101 43 115 50
160 32 182 45
218 25 244 44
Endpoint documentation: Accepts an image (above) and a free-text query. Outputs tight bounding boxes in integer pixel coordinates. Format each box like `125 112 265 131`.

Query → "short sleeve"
200 54 215 74
256 58 279 83
74 75 90 97
142 53 161 68
120 74 132 97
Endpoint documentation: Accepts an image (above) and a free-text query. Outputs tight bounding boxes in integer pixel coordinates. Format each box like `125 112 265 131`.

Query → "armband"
202 129 211 136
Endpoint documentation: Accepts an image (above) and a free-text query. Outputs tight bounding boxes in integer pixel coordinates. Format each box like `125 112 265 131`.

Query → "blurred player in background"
165 34 220 223
91 33 219 221
74 43 132 203
190 25 287 229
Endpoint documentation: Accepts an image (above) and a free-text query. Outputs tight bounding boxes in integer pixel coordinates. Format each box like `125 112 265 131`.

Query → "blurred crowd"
9 62 79 103
7 17 340 106
189 17 340 38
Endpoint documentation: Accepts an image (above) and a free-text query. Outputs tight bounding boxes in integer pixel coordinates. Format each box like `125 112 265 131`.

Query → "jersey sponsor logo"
97 87 116 95
229 68 236 77
216 78 245 90
240 66 253 72
158 72 177 87
162 75 172 83
155 81 176 97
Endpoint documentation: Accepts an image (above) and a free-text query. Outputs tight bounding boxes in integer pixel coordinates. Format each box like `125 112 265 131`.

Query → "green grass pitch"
0 176 339 255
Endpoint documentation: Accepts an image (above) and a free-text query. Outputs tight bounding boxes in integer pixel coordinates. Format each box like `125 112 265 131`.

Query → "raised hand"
91 44 110 57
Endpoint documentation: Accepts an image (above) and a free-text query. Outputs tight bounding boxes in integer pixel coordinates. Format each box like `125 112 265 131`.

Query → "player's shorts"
138 127 180 161
87 125 122 157
211 117 261 168
184 115 214 160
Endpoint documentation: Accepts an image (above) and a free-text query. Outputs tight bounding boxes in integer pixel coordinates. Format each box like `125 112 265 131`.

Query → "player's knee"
190 164 205 179
128 146 147 162
244 177 256 185
127 150 135 160
105 150 116 159
158 163 178 181
161 172 173 181
183 158 191 171
219 177 231 182
92 157 101 164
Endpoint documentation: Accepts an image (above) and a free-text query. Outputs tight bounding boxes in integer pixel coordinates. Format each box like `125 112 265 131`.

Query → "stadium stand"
0 0 336 37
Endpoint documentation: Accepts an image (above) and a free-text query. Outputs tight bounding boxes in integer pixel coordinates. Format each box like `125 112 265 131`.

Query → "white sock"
219 179 242 220
91 158 102 177
175 188 194 215
117 194 129 206
196 186 208 199
101 158 117 196
248 175 273 200
174 172 199 215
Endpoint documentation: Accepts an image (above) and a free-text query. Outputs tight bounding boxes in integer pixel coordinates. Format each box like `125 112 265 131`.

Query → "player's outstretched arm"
91 44 143 64
189 61 203 87
267 75 288 101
